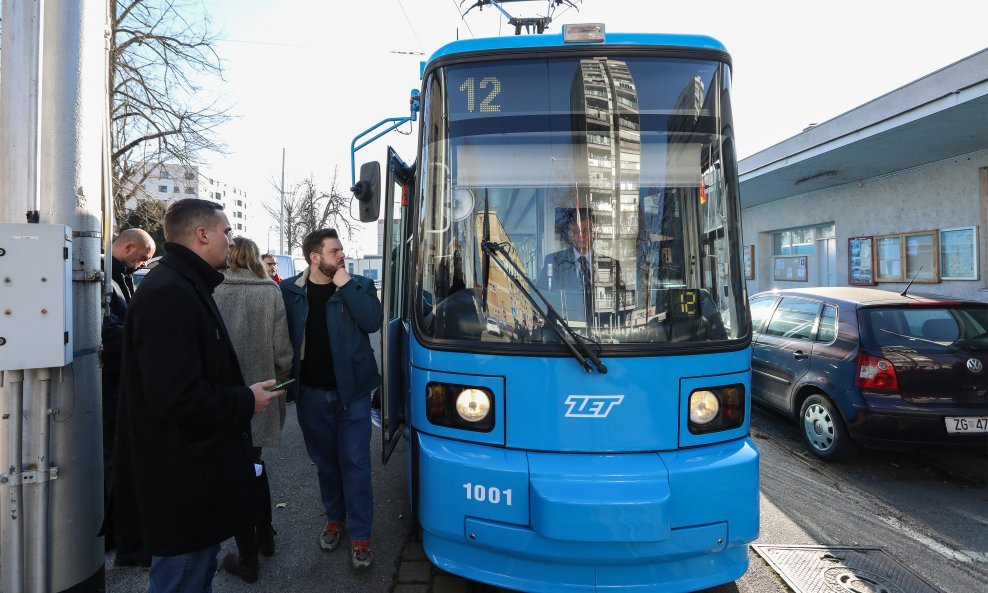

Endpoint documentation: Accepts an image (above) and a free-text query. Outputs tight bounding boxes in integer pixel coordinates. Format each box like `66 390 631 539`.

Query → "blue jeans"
147 544 220 593
296 386 373 540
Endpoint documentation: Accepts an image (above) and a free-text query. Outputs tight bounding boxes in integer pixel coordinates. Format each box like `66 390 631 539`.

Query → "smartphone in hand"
265 378 295 392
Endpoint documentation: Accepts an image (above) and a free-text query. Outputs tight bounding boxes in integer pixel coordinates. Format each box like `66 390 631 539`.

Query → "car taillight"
856 353 899 391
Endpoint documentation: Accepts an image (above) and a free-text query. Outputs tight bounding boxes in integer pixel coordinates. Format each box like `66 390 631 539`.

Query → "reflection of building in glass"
569 59 641 324
474 211 539 337
640 74 708 317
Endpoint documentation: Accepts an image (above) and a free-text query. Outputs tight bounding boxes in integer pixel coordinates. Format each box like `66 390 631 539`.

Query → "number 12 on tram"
354 24 758 593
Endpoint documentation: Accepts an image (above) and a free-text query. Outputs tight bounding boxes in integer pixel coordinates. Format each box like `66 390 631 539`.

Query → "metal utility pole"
0 1 108 591
280 148 286 255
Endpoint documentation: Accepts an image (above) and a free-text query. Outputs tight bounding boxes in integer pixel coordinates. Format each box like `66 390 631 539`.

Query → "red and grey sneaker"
350 538 373 571
319 521 344 552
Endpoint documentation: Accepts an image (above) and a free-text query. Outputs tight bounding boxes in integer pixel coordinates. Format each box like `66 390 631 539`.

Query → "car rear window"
860 306 988 351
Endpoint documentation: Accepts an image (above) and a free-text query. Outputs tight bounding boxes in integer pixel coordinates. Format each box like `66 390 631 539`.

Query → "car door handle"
793 350 808 361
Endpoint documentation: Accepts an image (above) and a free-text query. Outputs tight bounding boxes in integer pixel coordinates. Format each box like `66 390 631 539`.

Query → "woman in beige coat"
214 237 293 583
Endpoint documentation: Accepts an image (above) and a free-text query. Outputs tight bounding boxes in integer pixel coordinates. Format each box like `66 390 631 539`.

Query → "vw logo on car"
967 358 984 374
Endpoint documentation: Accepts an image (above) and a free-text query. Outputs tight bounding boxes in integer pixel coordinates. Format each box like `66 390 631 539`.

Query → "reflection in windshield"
416 56 744 347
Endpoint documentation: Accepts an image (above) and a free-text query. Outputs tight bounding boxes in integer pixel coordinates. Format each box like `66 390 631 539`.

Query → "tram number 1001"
463 483 513 506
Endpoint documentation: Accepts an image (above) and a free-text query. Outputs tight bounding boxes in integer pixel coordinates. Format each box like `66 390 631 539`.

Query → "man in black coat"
101 227 154 565
112 198 284 592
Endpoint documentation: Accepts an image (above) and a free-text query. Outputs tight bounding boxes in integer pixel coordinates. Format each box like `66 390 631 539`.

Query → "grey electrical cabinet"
0 223 73 371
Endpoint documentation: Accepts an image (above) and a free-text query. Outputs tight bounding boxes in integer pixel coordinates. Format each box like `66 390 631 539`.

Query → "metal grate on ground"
751 544 945 593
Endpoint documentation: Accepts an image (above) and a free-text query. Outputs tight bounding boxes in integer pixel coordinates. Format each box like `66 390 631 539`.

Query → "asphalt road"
106 331 987 593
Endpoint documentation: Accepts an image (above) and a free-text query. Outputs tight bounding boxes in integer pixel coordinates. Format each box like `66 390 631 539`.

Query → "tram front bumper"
416 432 759 592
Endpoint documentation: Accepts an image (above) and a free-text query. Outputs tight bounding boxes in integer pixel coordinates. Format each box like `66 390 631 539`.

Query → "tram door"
380 147 411 463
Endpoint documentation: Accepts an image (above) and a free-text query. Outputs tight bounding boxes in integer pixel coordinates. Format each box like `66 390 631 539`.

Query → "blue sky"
198 0 988 256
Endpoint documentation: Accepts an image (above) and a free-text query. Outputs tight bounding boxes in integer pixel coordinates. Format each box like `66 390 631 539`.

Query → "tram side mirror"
352 161 381 223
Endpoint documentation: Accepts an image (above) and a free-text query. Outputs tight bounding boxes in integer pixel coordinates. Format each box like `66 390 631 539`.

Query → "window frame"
748 295 779 334
847 236 875 286
816 304 838 344
875 230 940 283
874 233 904 282
939 226 978 281
903 230 939 282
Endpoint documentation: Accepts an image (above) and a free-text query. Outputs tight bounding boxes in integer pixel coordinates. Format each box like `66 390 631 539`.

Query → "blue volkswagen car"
749 287 988 461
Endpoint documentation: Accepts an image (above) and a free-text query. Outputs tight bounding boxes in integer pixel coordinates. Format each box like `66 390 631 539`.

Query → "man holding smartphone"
112 199 285 592
281 228 383 571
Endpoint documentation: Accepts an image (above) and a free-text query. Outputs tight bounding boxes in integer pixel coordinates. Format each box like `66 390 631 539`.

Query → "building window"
772 223 834 256
875 230 939 283
184 172 195 180
939 226 978 280
875 235 902 281
236 223 243 231
158 185 168 193
184 187 195 194
173 186 180 193
160 171 170 179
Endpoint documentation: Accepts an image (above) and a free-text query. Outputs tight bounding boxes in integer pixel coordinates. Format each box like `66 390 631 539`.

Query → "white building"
125 163 251 234
739 48 988 302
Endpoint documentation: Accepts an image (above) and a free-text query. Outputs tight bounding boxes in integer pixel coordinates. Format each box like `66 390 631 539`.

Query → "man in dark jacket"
101 227 154 565
538 208 624 324
281 228 382 571
113 198 284 592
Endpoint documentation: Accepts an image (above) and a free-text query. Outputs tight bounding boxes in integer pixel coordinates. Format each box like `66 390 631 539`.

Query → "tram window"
415 57 745 348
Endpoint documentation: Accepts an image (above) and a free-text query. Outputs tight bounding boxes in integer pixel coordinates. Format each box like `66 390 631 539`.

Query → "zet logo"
564 395 624 418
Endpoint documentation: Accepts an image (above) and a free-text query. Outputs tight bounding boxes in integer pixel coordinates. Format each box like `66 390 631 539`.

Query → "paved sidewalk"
106 404 413 593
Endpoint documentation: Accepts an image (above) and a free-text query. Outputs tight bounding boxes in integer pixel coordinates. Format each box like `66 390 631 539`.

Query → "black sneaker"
351 539 373 571
320 521 344 552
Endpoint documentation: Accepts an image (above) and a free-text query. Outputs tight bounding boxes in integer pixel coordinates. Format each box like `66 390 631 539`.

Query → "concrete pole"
1 3 46 593
40 2 108 590
1 0 108 591
0 0 45 223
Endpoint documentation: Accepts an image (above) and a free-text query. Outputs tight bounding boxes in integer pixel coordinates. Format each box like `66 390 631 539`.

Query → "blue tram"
353 23 758 593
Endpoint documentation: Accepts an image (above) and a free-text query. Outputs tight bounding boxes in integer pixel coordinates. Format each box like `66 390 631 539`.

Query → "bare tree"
263 168 356 255
110 0 229 228
121 197 168 254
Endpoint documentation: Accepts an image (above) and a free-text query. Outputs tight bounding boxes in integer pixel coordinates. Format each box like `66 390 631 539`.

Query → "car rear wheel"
800 394 857 461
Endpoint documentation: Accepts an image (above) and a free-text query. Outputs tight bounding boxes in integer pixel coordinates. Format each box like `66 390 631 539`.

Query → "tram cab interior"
417 181 733 347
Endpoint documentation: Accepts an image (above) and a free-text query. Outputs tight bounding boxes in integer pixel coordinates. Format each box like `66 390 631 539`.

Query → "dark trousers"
252 447 273 527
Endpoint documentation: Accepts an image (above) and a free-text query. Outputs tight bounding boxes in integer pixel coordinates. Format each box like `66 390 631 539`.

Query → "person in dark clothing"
101 228 155 566
281 228 382 571
538 208 623 325
111 198 285 593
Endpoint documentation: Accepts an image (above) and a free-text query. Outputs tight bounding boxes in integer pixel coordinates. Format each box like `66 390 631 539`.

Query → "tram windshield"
414 56 747 348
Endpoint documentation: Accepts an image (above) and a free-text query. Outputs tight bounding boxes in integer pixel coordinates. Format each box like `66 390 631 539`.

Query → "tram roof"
426 32 729 65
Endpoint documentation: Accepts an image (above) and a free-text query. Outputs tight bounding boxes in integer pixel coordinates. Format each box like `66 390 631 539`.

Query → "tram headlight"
688 385 746 434
689 390 720 425
455 388 491 422
425 382 495 432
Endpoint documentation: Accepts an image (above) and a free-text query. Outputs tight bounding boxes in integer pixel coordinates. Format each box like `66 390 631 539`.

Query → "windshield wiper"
481 239 607 374
879 328 958 349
